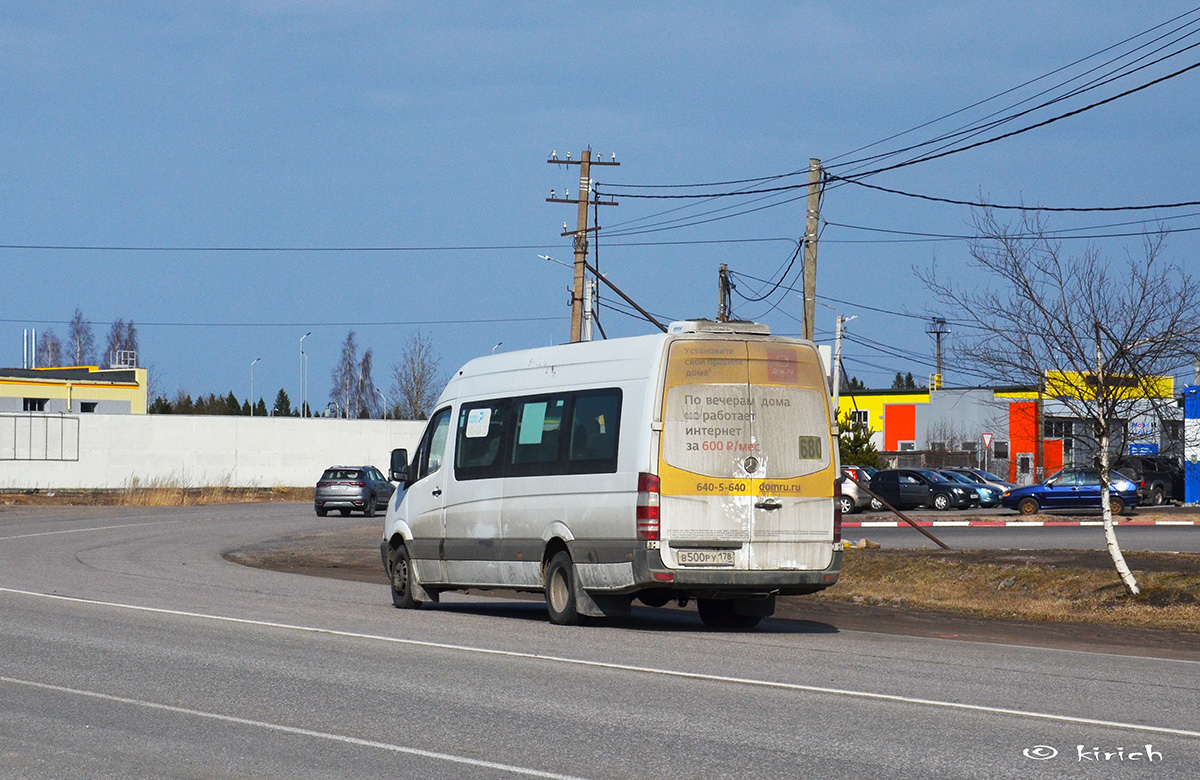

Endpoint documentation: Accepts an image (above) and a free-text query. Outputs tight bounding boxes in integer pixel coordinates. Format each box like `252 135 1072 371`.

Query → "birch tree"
68 308 95 365
330 331 359 418
37 330 64 367
921 209 1200 596
391 331 443 420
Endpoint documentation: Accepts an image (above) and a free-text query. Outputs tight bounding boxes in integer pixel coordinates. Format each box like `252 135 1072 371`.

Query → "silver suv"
838 466 876 514
315 465 395 517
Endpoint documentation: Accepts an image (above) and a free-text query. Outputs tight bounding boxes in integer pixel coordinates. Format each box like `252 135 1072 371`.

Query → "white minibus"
381 320 842 628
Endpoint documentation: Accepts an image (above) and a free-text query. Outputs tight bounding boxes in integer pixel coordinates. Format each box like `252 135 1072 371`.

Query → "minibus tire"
545 551 582 626
389 544 422 610
697 598 762 630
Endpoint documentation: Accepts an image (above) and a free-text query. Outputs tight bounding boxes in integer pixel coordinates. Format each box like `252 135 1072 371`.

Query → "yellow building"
0 366 148 414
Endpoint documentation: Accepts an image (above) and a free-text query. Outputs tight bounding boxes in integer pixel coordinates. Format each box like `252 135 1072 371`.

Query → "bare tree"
67 308 95 365
330 331 359 418
102 319 139 368
36 330 64 367
391 331 443 420
921 209 1200 595
355 348 379 418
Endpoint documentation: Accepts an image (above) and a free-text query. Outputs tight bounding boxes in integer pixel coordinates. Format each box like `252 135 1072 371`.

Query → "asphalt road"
1 503 1198 779
847 523 1200 552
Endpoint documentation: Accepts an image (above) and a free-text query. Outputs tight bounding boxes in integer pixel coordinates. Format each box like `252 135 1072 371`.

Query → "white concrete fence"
0 413 426 490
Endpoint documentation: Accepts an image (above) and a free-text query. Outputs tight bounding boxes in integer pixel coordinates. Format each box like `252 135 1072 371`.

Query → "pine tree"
273 389 293 417
838 411 880 468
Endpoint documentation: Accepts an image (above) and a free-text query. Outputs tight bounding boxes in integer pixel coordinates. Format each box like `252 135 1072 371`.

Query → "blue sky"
4 2 1199 410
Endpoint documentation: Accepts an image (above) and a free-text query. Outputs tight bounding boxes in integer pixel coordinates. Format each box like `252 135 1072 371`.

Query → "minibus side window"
455 400 509 481
512 396 568 468
567 390 621 473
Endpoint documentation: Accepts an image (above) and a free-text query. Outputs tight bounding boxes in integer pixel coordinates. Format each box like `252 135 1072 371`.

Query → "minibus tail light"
833 478 843 543
637 472 660 541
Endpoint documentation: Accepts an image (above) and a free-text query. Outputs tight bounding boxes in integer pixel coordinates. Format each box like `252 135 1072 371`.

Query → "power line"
0 236 797 254
831 19 1200 174
0 315 566 328
827 175 1200 212
822 219 1200 243
841 56 1200 179
822 6 1200 168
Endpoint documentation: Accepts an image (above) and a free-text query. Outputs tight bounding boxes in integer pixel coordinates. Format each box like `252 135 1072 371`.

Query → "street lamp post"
250 357 261 416
299 332 311 417
376 388 389 419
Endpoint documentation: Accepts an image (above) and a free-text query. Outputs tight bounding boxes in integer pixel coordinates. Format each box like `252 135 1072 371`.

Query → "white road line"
0 519 184 540
0 675 589 780
4 586 1199 741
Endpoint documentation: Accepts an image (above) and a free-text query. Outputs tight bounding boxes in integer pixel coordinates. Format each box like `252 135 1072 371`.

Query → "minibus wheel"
389 544 422 610
545 551 582 626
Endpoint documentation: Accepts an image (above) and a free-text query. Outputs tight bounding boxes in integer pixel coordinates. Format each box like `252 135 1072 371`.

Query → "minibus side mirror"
389 448 409 483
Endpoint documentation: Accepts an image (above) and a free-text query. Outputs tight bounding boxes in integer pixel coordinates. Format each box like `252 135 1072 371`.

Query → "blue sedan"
1001 469 1139 516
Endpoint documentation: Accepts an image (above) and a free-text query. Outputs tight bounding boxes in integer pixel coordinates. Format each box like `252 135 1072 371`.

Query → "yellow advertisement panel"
658 338 835 499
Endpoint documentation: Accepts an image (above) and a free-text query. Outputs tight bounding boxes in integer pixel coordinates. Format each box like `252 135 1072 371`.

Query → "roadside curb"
842 518 1200 528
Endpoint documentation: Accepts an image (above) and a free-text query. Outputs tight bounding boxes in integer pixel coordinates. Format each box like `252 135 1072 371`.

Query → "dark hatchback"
1000 468 1139 515
869 468 978 511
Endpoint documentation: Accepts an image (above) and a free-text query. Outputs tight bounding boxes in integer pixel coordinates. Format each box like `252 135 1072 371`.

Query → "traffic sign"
982 432 994 449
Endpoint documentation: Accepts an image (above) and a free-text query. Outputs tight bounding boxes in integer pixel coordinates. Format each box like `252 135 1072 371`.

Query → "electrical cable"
840 56 1200 180
1 315 567 328
822 6 1200 168
831 19 1200 173
826 175 1200 212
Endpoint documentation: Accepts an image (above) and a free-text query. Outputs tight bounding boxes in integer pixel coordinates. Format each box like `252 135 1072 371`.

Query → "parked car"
1000 468 1139 516
842 465 881 510
315 465 395 517
938 469 1000 508
943 466 1015 494
1111 455 1183 506
838 468 874 514
869 468 978 511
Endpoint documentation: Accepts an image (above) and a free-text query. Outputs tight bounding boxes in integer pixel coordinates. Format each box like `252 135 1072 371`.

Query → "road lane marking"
3 586 1200 741
0 519 184 540
0 674 591 780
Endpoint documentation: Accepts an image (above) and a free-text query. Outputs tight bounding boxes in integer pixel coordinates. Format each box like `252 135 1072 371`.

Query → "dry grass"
819 548 1200 633
0 484 313 507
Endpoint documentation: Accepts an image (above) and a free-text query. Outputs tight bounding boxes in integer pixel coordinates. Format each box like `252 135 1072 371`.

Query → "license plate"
676 549 735 567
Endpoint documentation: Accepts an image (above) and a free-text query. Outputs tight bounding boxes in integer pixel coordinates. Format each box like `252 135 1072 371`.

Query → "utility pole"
802 158 823 341
717 263 730 322
926 317 951 389
831 314 857 410
547 149 619 342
